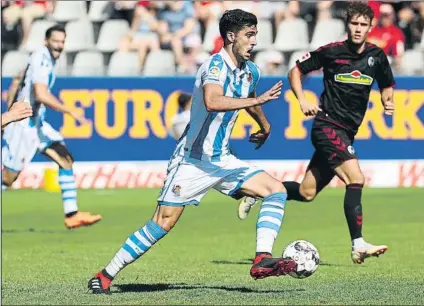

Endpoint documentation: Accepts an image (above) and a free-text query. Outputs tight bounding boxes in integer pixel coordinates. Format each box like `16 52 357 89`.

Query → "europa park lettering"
58 89 424 140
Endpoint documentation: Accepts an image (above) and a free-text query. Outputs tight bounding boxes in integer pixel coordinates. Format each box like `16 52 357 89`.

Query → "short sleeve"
376 51 395 89
202 55 227 87
184 2 194 18
295 48 325 74
31 53 50 85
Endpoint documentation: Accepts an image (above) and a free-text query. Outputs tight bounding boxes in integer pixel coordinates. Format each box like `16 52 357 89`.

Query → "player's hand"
249 129 271 150
299 100 322 117
70 111 91 125
257 81 283 104
383 100 394 115
7 100 33 122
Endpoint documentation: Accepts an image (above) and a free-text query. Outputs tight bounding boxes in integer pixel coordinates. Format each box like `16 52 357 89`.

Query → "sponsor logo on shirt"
334 70 373 86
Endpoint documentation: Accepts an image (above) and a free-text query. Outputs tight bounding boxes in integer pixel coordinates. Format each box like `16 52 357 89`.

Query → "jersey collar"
219 48 248 77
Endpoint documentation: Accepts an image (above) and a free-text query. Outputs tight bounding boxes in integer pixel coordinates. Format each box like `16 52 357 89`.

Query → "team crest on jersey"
247 72 252 83
348 145 355 155
334 70 373 86
299 52 311 63
368 57 374 67
172 184 181 196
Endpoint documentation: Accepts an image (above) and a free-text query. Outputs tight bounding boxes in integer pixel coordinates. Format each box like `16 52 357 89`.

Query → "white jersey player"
2 25 102 229
89 9 296 294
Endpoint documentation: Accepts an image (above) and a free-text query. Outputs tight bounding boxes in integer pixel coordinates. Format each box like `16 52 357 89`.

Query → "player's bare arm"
1 100 33 129
288 66 321 117
246 92 271 149
203 80 282 112
381 87 394 115
6 70 24 109
33 83 90 125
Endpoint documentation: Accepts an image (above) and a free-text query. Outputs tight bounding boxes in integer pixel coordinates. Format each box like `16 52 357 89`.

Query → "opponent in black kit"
239 2 394 264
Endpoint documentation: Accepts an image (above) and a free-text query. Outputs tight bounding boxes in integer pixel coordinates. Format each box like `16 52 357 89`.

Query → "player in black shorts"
239 2 394 264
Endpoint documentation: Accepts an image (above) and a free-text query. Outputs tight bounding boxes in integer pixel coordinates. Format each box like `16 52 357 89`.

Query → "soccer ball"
282 240 320 279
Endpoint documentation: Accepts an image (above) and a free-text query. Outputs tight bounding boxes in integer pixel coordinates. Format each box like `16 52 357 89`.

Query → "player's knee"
263 180 286 198
2 170 18 186
348 174 365 186
299 185 316 202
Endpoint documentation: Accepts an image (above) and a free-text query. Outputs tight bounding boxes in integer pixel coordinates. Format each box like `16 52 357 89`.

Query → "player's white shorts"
2 120 64 172
157 153 264 206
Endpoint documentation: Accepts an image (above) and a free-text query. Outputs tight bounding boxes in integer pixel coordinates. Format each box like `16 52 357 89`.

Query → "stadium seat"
203 20 220 52
401 50 424 75
274 18 309 52
143 50 175 76
52 1 87 22
64 20 95 53
96 20 130 53
255 20 273 51
288 50 309 69
22 20 55 52
2 51 29 77
107 51 140 76
71 51 104 76
310 19 345 50
88 1 110 22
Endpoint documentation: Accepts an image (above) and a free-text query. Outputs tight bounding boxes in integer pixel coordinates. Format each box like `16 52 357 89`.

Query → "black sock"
255 252 272 257
282 181 307 202
344 184 363 240
65 211 78 218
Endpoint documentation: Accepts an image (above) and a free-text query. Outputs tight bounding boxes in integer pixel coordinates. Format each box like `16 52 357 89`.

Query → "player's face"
233 25 257 62
347 14 372 45
46 31 66 60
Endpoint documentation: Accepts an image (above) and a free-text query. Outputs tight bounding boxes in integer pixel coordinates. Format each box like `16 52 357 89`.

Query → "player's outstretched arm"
288 66 321 117
33 83 90 125
1 100 33 129
203 81 282 112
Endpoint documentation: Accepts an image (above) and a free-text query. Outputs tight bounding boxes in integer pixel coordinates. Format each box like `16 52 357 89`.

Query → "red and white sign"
6 160 424 190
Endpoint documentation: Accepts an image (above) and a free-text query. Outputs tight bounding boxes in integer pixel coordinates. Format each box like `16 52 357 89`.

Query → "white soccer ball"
282 240 320 279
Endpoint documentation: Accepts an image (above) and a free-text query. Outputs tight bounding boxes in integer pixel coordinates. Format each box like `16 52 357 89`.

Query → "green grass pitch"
2 188 424 305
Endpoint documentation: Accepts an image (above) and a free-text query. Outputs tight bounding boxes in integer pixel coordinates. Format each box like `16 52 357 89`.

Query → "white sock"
58 168 78 215
353 237 365 249
105 220 168 278
256 192 287 254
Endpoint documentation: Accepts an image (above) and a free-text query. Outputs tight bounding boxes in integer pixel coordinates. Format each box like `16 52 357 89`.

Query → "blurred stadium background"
1 0 423 189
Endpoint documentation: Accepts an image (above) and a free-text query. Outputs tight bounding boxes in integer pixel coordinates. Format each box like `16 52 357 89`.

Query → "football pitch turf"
2 188 423 305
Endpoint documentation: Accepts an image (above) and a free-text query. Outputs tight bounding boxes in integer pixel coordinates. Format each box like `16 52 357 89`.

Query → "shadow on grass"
115 283 306 294
211 259 352 268
2 228 65 234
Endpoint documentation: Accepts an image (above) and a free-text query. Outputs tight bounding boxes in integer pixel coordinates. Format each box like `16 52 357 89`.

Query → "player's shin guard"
282 181 307 202
105 220 168 278
256 192 287 255
58 168 78 216
344 184 363 241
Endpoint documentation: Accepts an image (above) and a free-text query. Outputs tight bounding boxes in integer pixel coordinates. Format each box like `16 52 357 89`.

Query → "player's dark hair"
178 93 191 109
45 24 66 39
219 9 257 43
346 2 374 24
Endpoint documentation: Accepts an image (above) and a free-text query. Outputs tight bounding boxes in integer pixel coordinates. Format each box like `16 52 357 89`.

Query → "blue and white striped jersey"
17 46 57 127
184 48 260 161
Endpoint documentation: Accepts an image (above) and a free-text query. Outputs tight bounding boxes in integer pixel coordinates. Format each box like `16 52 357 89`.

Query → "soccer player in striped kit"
89 9 296 294
2 25 102 229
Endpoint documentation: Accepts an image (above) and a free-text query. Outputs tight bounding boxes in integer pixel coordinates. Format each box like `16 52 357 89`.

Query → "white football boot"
238 197 258 220
351 240 388 264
